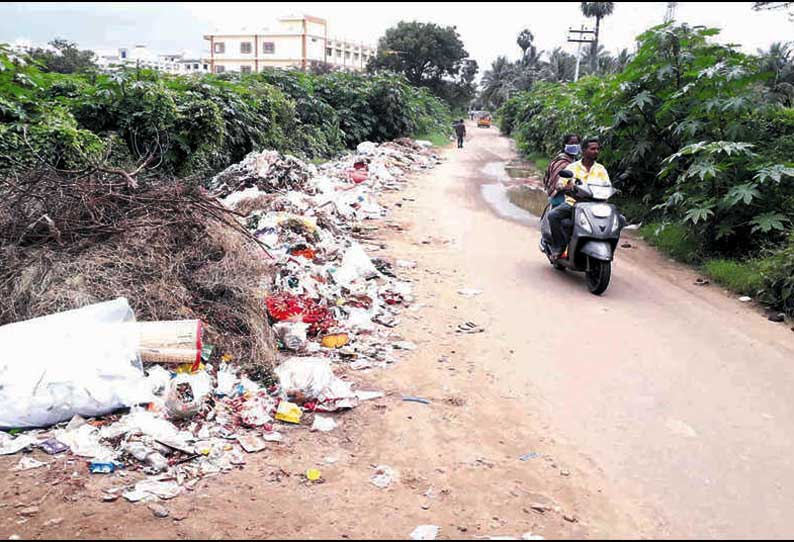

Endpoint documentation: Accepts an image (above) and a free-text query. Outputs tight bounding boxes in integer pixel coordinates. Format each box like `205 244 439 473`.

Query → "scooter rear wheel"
585 259 611 295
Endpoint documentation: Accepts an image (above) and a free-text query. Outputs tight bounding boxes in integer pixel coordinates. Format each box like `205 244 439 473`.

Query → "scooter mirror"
559 170 574 179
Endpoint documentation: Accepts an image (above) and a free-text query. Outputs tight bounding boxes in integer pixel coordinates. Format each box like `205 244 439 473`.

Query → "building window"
240 65 252 74
312 37 318 43
214 42 225 54
345 52 350 59
240 42 252 54
203 64 209 70
194 63 199 69
262 42 275 54
214 65 225 73
354 53 360 62
326 47 332 57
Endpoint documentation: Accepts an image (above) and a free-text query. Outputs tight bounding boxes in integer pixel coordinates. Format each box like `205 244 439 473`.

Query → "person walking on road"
453 119 467 149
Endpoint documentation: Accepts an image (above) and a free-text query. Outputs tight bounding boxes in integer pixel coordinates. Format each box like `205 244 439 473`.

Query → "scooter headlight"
577 211 593 233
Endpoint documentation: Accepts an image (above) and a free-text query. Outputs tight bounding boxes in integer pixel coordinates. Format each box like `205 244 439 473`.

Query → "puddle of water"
480 161 545 225
508 185 549 217
480 183 536 225
505 167 536 179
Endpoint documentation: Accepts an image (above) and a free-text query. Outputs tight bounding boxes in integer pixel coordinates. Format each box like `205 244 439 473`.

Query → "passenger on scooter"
543 134 580 209
547 138 610 261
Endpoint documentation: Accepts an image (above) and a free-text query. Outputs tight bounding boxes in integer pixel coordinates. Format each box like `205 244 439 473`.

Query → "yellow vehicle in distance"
477 113 492 128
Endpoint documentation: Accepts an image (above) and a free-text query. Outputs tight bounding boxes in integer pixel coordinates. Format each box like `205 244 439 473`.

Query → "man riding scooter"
547 137 610 261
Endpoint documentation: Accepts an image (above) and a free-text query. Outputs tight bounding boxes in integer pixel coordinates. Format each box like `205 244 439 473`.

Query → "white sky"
185 2 794 66
3 2 793 75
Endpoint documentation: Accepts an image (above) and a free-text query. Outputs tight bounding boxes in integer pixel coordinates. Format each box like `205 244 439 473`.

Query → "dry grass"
0 168 276 374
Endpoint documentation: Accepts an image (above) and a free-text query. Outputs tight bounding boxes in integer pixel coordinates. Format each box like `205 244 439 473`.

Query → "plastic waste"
333 242 378 288
123 480 181 502
275 357 358 411
410 525 440 540
310 415 337 432
356 141 378 155
123 442 169 473
164 371 212 420
273 322 309 351
89 462 117 474
275 401 302 424
306 468 322 482
370 465 396 489
0 298 150 428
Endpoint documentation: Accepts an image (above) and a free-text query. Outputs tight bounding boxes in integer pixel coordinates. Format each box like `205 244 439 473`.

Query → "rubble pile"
0 139 442 505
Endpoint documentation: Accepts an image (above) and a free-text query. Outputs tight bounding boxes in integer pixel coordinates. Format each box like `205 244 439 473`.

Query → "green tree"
369 21 477 110
580 2 615 73
28 38 97 74
481 56 517 109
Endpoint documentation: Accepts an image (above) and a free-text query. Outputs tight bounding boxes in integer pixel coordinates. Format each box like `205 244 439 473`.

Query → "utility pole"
567 25 595 82
665 2 678 23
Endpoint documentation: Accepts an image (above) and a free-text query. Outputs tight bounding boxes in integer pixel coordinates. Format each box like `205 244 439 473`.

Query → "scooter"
539 169 625 295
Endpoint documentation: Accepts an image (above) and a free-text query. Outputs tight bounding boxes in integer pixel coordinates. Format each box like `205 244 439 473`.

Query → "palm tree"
517 29 534 58
580 44 612 75
613 48 633 72
759 41 794 106
580 2 615 73
481 56 518 109
545 47 577 81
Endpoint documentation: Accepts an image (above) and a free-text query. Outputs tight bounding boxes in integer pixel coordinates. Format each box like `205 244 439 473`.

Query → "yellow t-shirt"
562 160 611 206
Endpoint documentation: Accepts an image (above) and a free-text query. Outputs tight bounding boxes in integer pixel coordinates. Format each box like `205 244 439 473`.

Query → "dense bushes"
498 24 794 313
0 45 451 177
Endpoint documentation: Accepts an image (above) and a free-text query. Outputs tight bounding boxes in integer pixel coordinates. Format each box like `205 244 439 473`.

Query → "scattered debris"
620 242 633 248
42 518 63 528
237 435 267 454
371 465 397 489
519 452 539 462
11 457 47 471
311 416 337 433
403 396 432 405
305 468 322 482
457 288 483 297
410 525 440 540
739 296 752 303
148 504 170 518
768 312 785 323
0 139 444 509
694 278 710 286
457 321 485 334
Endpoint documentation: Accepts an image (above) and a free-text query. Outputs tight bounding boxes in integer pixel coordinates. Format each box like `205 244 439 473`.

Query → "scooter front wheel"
585 259 611 295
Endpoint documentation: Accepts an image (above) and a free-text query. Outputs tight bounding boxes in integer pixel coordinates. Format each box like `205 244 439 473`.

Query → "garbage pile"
0 138 441 504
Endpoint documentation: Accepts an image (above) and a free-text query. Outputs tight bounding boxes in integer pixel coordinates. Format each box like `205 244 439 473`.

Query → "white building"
203 14 375 74
93 45 209 74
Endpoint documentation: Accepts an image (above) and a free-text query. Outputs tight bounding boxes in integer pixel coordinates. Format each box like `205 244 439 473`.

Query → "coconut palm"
517 29 535 58
759 41 794 106
544 47 577 81
580 2 615 73
481 56 518 109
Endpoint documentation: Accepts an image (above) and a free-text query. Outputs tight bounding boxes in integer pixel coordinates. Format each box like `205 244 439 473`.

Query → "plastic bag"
0 298 150 429
275 357 358 411
164 372 212 420
333 242 378 288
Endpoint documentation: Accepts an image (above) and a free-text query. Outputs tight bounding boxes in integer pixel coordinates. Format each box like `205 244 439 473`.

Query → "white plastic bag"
275 357 358 411
333 242 378 288
0 298 150 428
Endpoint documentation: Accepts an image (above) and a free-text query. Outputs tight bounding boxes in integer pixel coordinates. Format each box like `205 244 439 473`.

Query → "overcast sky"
2 2 792 72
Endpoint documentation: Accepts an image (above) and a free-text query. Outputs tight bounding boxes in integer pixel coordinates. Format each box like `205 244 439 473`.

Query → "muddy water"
479 162 548 225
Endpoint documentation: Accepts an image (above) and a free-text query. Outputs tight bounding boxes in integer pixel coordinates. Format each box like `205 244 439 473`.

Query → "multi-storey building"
203 14 376 74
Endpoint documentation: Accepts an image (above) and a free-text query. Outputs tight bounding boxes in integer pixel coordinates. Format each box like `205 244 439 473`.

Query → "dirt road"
3 124 794 540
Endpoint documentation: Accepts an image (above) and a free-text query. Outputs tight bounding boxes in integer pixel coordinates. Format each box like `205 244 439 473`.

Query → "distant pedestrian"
453 119 467 149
